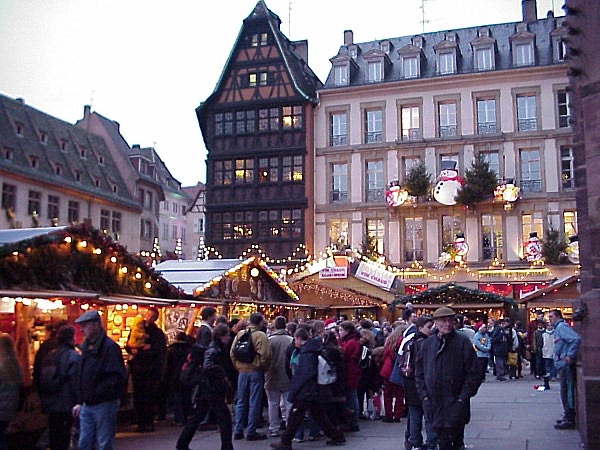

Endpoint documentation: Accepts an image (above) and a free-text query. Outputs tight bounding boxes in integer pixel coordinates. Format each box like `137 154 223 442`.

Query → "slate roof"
200 0 322 109
0 94 138 209
323 14 564 88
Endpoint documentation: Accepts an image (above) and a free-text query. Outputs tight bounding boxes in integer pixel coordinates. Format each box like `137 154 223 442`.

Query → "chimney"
293 40 308 62
84 104 91 118
522 0 538 23
344 30 353 46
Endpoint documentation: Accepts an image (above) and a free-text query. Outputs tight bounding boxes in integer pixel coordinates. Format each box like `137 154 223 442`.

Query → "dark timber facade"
196 1 321 259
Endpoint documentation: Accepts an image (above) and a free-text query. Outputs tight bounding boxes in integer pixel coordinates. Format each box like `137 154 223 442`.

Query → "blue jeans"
234 371 264 436
407 405 438 449
78 399 120 450
345 388 359 428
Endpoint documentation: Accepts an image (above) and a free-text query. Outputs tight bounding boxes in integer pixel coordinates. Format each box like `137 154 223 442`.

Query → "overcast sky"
0 0 561 186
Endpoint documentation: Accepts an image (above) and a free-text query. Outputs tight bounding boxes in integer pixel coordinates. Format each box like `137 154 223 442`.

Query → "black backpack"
179 344 205 387
233 329 255 363
358 345 372 369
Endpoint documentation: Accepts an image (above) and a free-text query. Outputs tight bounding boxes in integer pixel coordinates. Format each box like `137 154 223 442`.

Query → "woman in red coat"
379 324 406 422
338 321 362 432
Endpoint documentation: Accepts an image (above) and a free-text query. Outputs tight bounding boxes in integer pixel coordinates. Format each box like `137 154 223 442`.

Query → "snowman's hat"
456 232 465 240
440 160 457 171
529 232 538 239
569 235 578 243
505 178 514 185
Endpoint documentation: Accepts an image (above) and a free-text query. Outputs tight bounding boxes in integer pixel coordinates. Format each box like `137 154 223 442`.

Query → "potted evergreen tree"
404 161 432 202
455 155 498 209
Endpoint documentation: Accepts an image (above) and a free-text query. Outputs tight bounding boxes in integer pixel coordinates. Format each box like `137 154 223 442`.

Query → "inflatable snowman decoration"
453 233 469 263
434 160 464 206
524 231 542 262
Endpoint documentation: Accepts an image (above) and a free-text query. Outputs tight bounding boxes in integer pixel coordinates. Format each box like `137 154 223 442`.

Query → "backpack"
39 348 65 395
179 344 205 387
397 334 415 378
233 329 255 363
358 345 372 369
317 351 337 385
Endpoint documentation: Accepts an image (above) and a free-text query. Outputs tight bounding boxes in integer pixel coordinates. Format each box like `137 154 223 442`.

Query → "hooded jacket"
287 337 321 404
552 319 581 369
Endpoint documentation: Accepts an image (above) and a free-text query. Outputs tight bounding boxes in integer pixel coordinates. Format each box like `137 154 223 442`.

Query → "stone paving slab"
116 374 584 450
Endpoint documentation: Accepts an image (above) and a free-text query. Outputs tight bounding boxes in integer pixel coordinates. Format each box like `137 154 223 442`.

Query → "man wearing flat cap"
72 310 127 450
415 307 481 450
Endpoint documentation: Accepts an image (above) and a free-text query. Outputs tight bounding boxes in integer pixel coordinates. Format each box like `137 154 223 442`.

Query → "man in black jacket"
72 310 127 450
415 307 481 450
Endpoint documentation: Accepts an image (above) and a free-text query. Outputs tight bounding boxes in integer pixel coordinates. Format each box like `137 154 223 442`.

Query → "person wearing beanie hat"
416 306 481 450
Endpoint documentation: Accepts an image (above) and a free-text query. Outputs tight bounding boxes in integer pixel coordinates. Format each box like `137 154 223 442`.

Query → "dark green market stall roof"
389 282 518 312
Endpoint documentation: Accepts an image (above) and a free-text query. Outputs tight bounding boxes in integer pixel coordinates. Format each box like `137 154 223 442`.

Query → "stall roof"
518 274 580 305
0 289 99 300
0 226 67 245
155 259 245 294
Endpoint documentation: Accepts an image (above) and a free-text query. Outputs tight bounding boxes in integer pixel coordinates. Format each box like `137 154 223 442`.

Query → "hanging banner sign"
355 261 396 290
319 266 348 279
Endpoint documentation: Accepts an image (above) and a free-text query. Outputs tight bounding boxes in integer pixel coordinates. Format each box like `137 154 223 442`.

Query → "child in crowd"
127 315 147 359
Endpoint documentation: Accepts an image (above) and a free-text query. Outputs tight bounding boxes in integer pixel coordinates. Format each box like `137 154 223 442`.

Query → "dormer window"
40 130 48 144
54 164 63 176
80 146 87 158
348 45 357 58
334 64 349 86
403 56 419 78
112 183 118 193
74 170 82 182
368 61 383 82
434 34 459 75
94 178 101 188
3 147 14 161
380 40 390 54
30 156 39 169
471 28 496 71
15 122 24 137
60 139 68 151
510 25 535 67
551 27 566 62
98 155 104 165
399 39 423 79
412 36 424 48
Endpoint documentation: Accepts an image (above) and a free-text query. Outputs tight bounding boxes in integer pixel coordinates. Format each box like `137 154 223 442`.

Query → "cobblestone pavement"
116 373 584 450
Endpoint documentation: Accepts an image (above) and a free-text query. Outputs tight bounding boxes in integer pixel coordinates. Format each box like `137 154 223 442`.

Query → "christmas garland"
389 282 517 311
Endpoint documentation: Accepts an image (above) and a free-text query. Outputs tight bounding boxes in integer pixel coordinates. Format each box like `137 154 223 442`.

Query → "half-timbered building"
196 0 322 259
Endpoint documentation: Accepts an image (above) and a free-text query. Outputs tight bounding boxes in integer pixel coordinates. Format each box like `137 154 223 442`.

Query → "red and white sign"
355 261 396 290
319 266 348 279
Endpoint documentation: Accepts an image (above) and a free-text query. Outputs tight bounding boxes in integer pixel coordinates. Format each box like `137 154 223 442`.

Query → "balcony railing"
439 125 457 138
518 118 537 132
365 131 383 144
402 128 422 141
477 122 497 135
331 190 348 202
366 188 384 202
520 179 542 192
331 135 347 146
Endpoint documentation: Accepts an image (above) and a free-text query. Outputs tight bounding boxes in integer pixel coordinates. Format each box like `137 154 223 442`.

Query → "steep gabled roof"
200 0 322 109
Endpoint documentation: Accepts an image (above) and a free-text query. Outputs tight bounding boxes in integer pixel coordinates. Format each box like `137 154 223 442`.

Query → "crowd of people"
0 304 582 450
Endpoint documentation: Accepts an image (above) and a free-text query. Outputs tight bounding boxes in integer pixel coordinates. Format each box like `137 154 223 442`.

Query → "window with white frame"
522 213 544 242
438 52 455 75
515 42 534 66
403 56 418 78
480 151 500 180
329 218 349 249
364 109 383 143
1 183 16 211
476 98 497 134
111 212 121 233
442 215 464 248
402 157 421 181
519 149 541 192
516 94 537 131
258 157 279 183
162 223 169 240
368 61 383 82
438 102 457 137
47 195 59 220
331 163 348 202
334 65 348 86
67 200 80 223
563 211 578 237
28 190 41 215
365 160 384 202
481 214 503 260
330 112 347 146
557 89 571 128
100 209 110 231
475 47 493 71
141 220 152 240
401 105 421 141
404 217 423 261
366 218 385 255
561 146 575 190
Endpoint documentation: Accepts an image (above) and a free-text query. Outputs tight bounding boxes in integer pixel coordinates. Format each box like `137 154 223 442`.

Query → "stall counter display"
106 304 146 353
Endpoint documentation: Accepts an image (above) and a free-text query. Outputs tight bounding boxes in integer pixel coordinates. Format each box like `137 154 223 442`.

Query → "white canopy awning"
0 226 67 245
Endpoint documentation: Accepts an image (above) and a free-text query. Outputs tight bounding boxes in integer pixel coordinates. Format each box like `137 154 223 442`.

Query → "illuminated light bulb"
79 241 88 248
93 248 102 254
121 267 128 274
64 236 72 243
135 273 142 279
110 256 117 263
145 282 152 289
